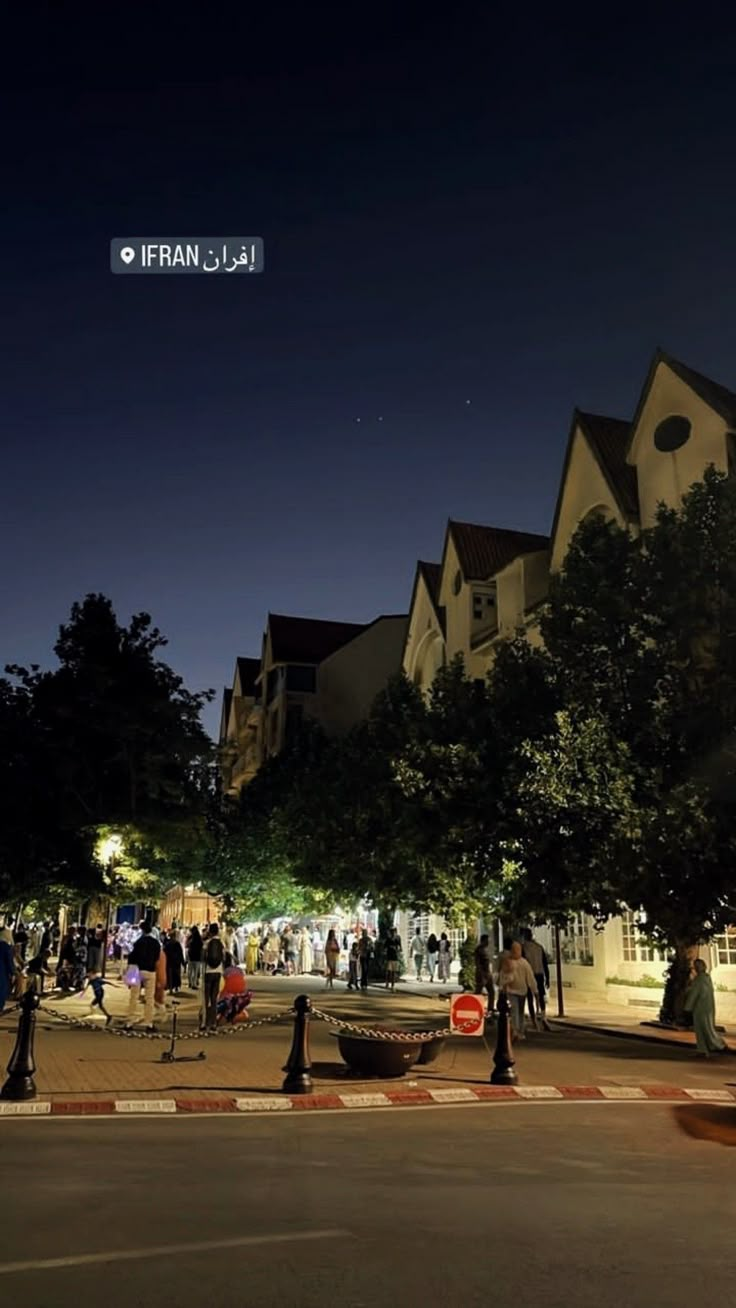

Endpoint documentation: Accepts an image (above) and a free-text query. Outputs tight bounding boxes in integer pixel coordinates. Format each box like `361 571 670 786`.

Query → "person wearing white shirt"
498 941 538 1041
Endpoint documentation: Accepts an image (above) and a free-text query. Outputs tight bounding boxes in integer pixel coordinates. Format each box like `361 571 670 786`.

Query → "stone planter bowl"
331 1028 446 1077
330 1031 422 1078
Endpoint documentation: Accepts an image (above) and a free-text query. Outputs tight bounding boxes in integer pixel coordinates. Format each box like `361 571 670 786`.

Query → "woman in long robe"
684 959 726 1056
246 931 260 974
298 927 313 975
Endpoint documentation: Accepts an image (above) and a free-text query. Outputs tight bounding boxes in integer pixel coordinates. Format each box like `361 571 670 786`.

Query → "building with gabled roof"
219 611 408 790
404 521 551 689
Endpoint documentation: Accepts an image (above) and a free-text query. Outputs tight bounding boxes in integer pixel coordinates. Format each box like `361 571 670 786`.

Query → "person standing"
234 926 247 967
347 940 360 990
684 958 727 1057
126 921 161 1029
437 932 452 983
410 928 425 982
86 924 105 974
522 928 551 1030
473 935 494 1013
246 929 260 974
186 925 203 990
26 947 53 995
298 926 313 975
56 929 77 990
384 928 401 992
203 924 225 1029
265 929 281 973
165 932 185 993
324 929 340 988
283 927 297 977
72 927 88 991
499 941 538 1041
358 929 372 991
426 932 439 982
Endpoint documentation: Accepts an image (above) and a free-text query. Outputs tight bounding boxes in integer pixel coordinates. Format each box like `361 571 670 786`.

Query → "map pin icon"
120 247 135 265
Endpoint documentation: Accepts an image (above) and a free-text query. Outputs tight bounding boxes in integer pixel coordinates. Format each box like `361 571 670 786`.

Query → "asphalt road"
1 1104 734 1307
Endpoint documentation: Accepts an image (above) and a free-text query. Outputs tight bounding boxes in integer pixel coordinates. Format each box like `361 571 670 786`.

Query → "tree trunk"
659 941 696 1026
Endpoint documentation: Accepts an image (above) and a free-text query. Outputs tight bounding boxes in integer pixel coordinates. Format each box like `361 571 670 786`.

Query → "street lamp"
99 834 123 978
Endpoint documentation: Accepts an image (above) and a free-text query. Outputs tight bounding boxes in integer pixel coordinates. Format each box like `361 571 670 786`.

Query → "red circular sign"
450 993 486 1036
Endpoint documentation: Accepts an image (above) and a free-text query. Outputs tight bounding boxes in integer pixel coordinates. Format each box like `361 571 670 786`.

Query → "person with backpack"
203 923 225 1029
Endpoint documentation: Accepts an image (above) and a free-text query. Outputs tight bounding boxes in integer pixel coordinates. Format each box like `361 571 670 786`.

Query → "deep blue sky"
4 6 736 735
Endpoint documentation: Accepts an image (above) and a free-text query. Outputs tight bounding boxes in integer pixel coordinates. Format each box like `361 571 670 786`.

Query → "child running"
83 971 112 1024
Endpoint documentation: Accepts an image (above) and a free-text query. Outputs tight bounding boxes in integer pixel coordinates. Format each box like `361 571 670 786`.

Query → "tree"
2 594 215 907
0 677 97 913
530 469 736 1019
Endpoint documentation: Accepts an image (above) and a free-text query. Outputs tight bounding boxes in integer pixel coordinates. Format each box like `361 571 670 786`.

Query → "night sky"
4 8 736 735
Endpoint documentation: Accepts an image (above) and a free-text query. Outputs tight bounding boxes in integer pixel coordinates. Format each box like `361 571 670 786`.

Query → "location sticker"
110 237 264 274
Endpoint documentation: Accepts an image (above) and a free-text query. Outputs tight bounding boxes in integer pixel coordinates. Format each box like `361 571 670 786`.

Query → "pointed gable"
626 350 734 527
550 408 636 571
234 656 260 698
403 559 447 690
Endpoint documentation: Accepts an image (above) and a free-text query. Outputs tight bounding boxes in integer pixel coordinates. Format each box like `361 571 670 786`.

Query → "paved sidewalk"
3 973 736 1113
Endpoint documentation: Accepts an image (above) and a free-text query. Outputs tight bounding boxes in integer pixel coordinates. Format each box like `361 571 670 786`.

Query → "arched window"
581 503 616 526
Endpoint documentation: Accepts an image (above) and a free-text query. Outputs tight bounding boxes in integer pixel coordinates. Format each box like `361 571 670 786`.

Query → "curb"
554 1017 736 1052
1 1084 735 1116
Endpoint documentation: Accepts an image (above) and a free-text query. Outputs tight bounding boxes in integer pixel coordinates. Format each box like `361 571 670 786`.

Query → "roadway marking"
0 1101 51 1115
0 1229 350 1276
428 1088 477 1102
115 1099 177 1113
598 1086 648 1099
236 1097 292 1111
515 1086 564 1099
339 1093 390 1107
684 1088 734 1101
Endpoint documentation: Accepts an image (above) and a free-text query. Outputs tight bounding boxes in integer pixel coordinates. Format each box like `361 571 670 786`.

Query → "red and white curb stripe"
1 1085 735 1116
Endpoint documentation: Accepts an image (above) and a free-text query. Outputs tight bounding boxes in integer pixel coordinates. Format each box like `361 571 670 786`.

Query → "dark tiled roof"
575 411 639 517
449 521 550 581
268 614 368 665
661 352 736 428
235 656 260 697
418 560 442 605
413 560 446 637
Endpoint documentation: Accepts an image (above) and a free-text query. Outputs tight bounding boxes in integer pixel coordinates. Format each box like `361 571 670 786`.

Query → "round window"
653 415 692 453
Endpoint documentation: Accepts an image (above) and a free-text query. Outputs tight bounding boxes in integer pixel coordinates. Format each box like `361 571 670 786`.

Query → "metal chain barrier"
311 1007 470 1041
29 1000 475 1043
36 1002 294 1040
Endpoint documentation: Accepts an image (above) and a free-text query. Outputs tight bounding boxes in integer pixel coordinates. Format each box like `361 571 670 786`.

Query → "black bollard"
490 990 518 1086
1 987 39 1101
282 994 313 1095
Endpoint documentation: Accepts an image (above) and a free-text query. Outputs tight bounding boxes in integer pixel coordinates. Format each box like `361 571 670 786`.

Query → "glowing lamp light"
99 834 123 864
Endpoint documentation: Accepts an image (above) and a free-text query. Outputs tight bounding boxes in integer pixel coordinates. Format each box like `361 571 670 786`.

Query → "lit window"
561 914 594 966
620 910 667 963
715 926 736 966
